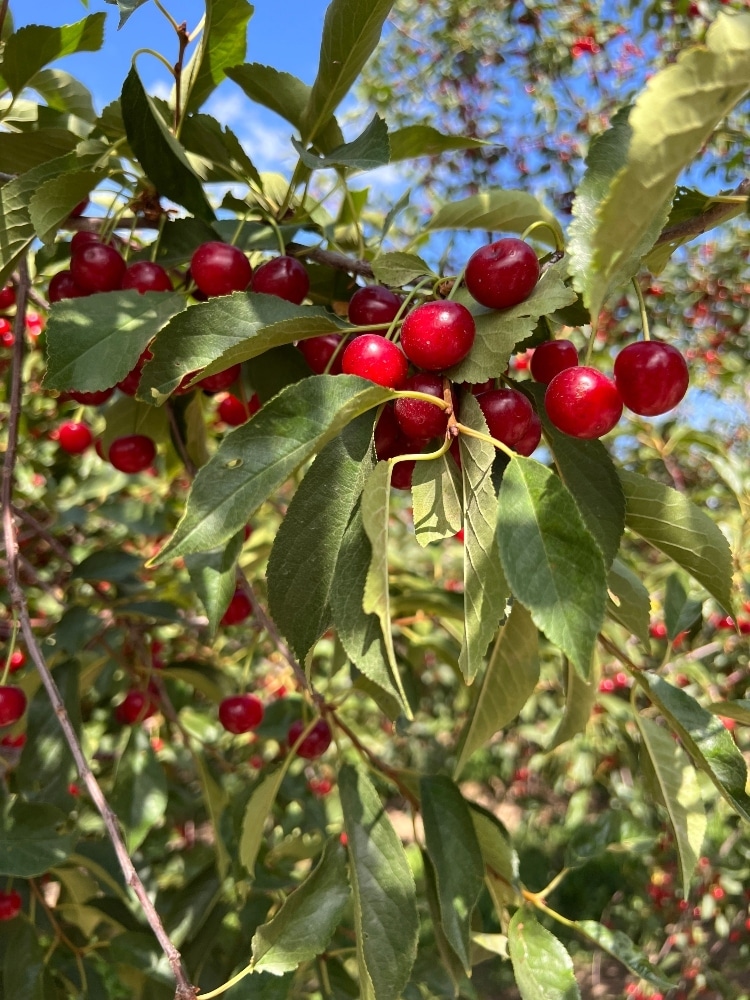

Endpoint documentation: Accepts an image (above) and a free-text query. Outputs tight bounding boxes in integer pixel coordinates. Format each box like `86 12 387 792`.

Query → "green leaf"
179 113 262 187
239 766 286 876
425 189 562 246
120 66 215 222
293 114 389 172
371 251 435 287
606 559 651 646
109 727 168 853
101 394 170 456
636 715 706 896
664 573 703 641
104 0 150 28
339 764 419 1000
153 376 394 563
184 0 254 114
184 530 244 640
619 470 734 615
3 921 45 1000
29 168 105 242
300 0 395 145
708 700 750 725
469 803 520 892
644 186 737 275
251 839 350 974
29 67 97 123
2 15 106 97
508 908 581 1000
497 457 607 680
0 800 76 877
44 290 186 392
589 13 750 317
422 851 474 995
420 775 485 974
455 602 538 778
548 655 598 751
0 129 81 174
575 921 673 990
268 414 375 660
458 395 509 682
411 452 463 547
638 672 750 823
389 124 488 162
195 752 230 878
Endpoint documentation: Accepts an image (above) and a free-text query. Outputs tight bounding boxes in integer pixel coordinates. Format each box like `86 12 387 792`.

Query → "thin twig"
286 241 374 278
654 179 749 248
173 22 190 133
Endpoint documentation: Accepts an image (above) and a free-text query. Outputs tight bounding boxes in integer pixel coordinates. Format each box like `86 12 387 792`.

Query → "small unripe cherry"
530 340 579 384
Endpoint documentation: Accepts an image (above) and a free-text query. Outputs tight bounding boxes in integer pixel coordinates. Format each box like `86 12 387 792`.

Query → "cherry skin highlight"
545 367 623 439
530 339 579 384
108 435 156 473
252 256 309 304
400 301 476 371
465 237 540 310
348 285 403 327
613 340 689 416
341 334 408 388
477 388 534 447
218 694 264 734
190 242 252 298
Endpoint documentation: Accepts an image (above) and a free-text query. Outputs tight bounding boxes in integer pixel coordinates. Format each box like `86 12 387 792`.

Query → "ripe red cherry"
190 242 252 298
374 404 400 459
348 285 403 328
288 718 332 759
530 340 579 384
465 237 540 310
8 650 25 673
613 341 689 416
70 230 101 253
117 349 152 395
0 318 13 348
115 689 157 725
66 387 115 406
49 270 88 303
477 388 534 447
69 199 89 218
400 301 475 371
0 284 15 309
252 256 309 304
299 334 345 374
218 694 264 734
513 409 542 455
121 261 173 294
0 685 27 727
71 243 126 293
217 393 256 426
341 334 408 388
0 891 22 922
108 434 156 473
197 364 242 393
58 421 93 454
221 589 252 626
545 367 623 439
391 459 416 490
394 373 450 441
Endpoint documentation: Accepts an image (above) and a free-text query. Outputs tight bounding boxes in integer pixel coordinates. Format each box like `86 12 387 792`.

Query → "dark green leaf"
55 606 102 655
293 114 389 172
250 344 312 401
469 803 520 892
3 921 45 1000
664 573 703 641
548 656 598 751
2 15 105 97
575 921 674 990
29 168 105 242
184 0 254 113
422 851 473 996
180 114 262 188
184 531 244 640
411 452 463 547
0 800 76 876
708 700 750 725
508 908 581 1000
606 559 651 646
109 727 168 852
389 125 489 162
72 551 142 582
371 251 434 287
0 129 81 174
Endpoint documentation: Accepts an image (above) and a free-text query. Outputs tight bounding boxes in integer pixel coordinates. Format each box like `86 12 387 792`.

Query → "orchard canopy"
0 2 750 1000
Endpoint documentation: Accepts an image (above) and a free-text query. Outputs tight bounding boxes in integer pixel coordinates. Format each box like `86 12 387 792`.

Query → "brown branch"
286 241 374 279
654 178 749 247
0 258 197 1000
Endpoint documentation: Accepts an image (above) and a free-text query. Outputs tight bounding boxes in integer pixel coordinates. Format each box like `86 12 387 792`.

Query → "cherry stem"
0 620 18 685
392 389 450 410
632 277 651 342
454 422 515 460
385 277 433 342
391 436 451 466
445 265 467 302
521 220 565 253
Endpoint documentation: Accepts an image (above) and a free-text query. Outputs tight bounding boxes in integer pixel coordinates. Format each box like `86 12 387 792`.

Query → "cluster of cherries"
0 645 28 743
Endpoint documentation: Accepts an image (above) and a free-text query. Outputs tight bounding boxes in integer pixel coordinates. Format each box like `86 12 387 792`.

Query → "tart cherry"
0 685 27 727
217 393 256 426
221 588 252 626
374 404 401 459
108 434 156 473
299 334 345 374
545 367 623 439
391 459 416 490
341 334 408 388
530 339 579 384
394 373 451 441
57 421 93 455
0 891 22 922
8 650 25 673
115 689 157 725
252 256 309 304
66 387 115 406
0 318 12 348
465 237 541 310
69 199 89 218
348 285 403 328
71 243 126 293
70 230 101 254
513 409 542 455
49 270 88 303
190 242 252 297
613 341 689 416
218 694 264 734
197 364 242 393
288 718 332 759
477 388 534 447
117 349 152 396
400 301 475 371
0 284 15 310
121 261 173 294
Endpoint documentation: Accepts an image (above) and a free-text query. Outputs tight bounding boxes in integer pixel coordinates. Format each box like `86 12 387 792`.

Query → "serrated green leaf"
153 376 395 562
638 672 750 823
389 124 489 162
240 766 286 876
43 290 186 392
664 573 703 641
425 189 562 246
121 66 214 222
109 727 168 853
508 908 581 1000
0 800 76 877
575 921 673 990
548 654 598 751
469 803 520 892
180 113 262 187
294 113 389 172
606 558 651 646
0 129 81 174
497 457 607 680
2 15 105 97
371 251 434 287
420 776 485 974
411 452 463 547
454 602 538 778
183 0 253 114
29 168 105 242
636 715 706 896
184 530 244 640
3 921 45 1000
29 67 96 123
251 839 350 974
339 764 419 1000
458 395 508 682
104 0 150 28
268 414 375 660
619 470 734 615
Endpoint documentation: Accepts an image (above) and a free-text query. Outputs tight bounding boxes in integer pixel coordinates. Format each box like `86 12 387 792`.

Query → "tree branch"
286 241 374 278
654 178 749 248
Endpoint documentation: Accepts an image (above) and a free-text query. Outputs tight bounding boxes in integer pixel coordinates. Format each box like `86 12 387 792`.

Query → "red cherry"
530 340 579 384
252 256 309 304
115 689 157 725
0 319 14 348
288 718 332 759
477 388 534 447
70 231 102 254
0 685 27 727
391 460 416 490
0 890 22 922
57 421 93 455
463 379 494 395
217 393 251 426
299 334 345 374
513 409 542 455
69 199 89 218
374 404 400 459
341 334 408 388
613 341 689 416
0 284 15 310
49 270 88 303
8 650 25 673
117 349 152 396
465 238 540 310
0 733 25 748
218 694 264 734
108 434 156 473
190 242 252 297
400 301 475 371
66 387 115 406
197 364 242 393
121 261 173 294
221 589 252 626
71 243 126 293
545 367 623 439
348 285 403 328
394 373 451 441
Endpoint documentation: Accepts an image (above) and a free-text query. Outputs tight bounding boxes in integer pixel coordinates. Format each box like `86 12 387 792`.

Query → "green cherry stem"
454 422 516 460
521 220 565 254
445 265 467 302
385 277 434 342
392 390 450 410
632 277 651 342
390 435 451 467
